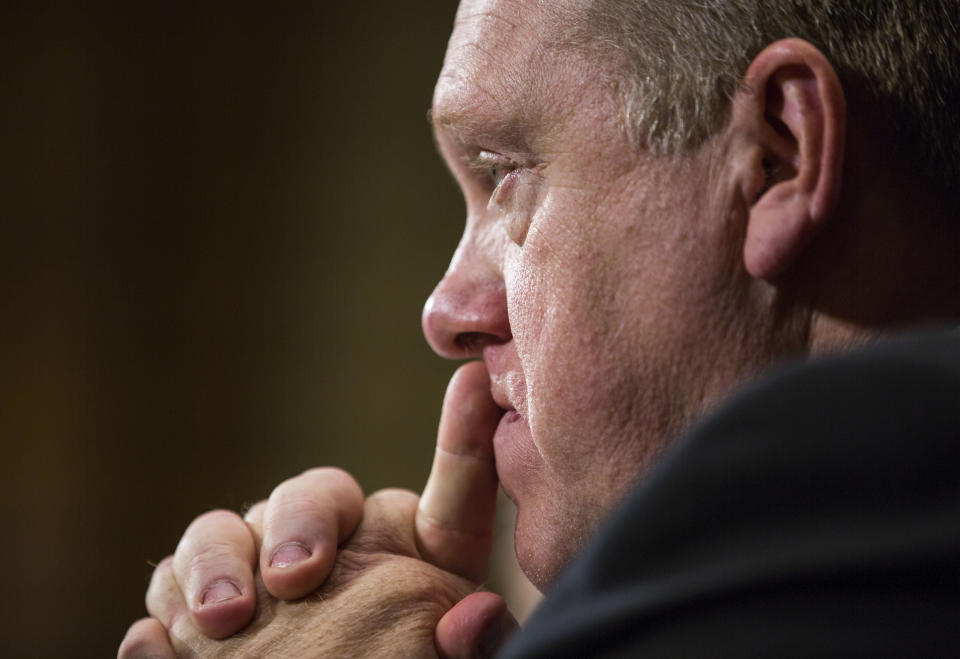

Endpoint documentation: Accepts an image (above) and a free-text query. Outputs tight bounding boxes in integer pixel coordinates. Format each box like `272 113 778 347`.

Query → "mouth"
491 388 524 427
487 369 524 419
488 371 526 423
490 387 515 414
491 394 531 506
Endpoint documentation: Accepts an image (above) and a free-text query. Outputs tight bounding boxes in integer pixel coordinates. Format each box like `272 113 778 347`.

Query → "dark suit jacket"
502 330 960 657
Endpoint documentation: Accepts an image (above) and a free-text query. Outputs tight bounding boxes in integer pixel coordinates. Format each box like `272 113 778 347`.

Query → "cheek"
506 229 620 465
504 188 694 484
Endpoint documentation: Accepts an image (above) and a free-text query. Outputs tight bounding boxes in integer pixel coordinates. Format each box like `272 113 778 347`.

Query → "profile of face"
422 0 786 588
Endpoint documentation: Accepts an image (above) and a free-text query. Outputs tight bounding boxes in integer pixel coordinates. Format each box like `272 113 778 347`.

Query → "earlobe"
734 38 847 280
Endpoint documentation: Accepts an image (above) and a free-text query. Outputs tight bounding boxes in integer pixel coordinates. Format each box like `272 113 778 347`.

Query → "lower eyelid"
489 169 520 207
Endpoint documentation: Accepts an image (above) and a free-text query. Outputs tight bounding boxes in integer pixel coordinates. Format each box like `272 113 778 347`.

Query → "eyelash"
466 150 543 247
489 164 513 190
470 151 519 201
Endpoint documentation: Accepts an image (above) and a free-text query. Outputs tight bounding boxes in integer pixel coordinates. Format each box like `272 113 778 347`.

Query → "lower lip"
493 409 532 494
494 410 522 453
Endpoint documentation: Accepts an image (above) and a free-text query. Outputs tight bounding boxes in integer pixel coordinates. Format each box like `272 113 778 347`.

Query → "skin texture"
143 489 480 658
122 363 517 658
122 0 960 654
422 1 831 587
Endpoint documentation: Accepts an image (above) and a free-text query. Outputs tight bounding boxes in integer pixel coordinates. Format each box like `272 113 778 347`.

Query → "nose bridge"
422 219 511 359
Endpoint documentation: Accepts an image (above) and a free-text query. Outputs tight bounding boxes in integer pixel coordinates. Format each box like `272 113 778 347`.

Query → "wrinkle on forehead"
455 7 520 32
433 0 576 148
449 0 529 53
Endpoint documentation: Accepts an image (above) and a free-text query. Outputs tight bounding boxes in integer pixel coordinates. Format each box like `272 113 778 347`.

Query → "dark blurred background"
0 3 522 655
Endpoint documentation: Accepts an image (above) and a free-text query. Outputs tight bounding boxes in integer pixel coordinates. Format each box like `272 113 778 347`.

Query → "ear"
729 38 846 280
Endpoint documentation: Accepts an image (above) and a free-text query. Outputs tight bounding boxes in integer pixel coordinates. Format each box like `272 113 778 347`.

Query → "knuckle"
148 556 175 589
117 619 156 658
187 509 241 531
343 488 420 557
175 510 251 562
367 487 419 508
242 502 267 541
269 494 325 524
185 540 246 574
267 469 364 524
268 474 302 499
146 559 182 618
272 466 355 497
300 465 346 481
305 466 363 493
241 499 267 521
176 510 244 553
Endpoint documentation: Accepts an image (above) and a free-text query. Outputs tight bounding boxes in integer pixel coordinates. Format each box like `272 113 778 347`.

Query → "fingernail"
270 542 310 568
201 580 240 606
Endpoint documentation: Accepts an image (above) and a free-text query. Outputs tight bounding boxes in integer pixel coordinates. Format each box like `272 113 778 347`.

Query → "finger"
243 500 267 546
260 467 364 600
145 556 186 631
416 361 502 582
172 509 257 639
118 617 176 659
344 487 423 558
436 591 518 659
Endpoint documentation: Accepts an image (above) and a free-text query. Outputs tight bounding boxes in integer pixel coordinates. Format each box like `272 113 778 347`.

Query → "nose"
422 264 511 359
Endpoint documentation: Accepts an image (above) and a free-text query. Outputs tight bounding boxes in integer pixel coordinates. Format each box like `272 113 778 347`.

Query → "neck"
786 118 960 351
798 209 960 355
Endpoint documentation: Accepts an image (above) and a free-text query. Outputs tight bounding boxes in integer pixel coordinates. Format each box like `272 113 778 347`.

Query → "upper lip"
483 344 522 413
489 381 515 411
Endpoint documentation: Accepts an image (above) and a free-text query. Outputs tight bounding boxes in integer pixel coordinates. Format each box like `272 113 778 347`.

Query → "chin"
513 501 588 591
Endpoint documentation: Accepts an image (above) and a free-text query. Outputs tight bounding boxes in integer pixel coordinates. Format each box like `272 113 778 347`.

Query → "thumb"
436 591 518 659
416 361 502 582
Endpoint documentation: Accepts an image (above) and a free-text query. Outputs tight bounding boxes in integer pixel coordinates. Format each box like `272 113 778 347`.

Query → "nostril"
455 332 488 353
422 273 510 359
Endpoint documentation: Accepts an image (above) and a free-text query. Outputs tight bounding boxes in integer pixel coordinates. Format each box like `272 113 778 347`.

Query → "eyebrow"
427 106 533 153
426 107 456 132
427 107 489 138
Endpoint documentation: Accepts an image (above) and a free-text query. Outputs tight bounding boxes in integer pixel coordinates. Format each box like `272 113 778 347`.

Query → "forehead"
432 0 578 145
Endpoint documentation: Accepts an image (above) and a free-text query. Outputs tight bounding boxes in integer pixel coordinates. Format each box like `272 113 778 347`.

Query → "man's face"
423 0 779 587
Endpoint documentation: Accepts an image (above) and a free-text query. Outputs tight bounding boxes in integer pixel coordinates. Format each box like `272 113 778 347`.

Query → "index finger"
415 360 503 582
118 617 176 659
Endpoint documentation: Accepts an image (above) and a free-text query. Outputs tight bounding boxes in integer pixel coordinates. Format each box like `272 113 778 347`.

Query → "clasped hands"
119 362 518 658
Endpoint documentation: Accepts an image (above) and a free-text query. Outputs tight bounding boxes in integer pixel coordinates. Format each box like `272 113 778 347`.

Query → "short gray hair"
562 0 960 195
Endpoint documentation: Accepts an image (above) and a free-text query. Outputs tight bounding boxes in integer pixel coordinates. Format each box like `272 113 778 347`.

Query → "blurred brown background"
0 2 518 655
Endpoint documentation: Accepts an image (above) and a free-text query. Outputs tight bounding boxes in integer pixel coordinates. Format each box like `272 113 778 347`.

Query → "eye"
470 150 516 197
465 150 543 247
489 163 514 190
